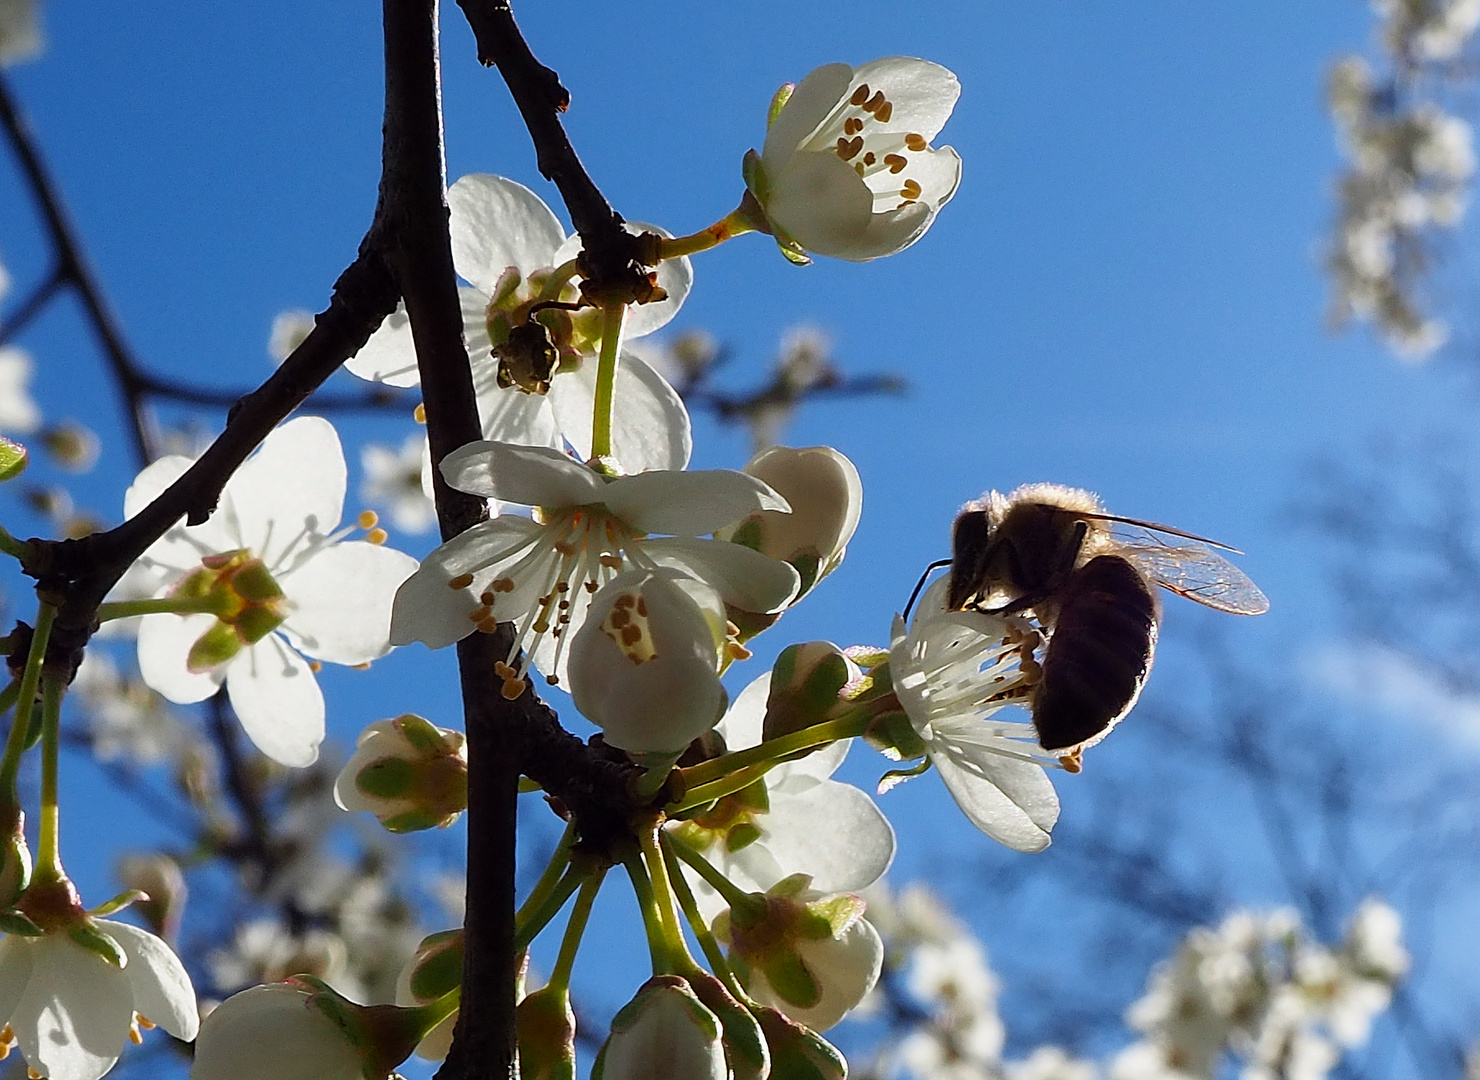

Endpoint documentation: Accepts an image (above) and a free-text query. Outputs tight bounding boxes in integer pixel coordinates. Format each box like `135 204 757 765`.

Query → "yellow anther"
501 676 527 700
1058 749 1084 774
30 1067 42 1079
584 581 599 593
901 179 922 200
835 136 863 161
726 641 754 662
480 591 496 605
309 660 323 673
366 528 388 545
865 90 886 114
905 133 927 151
546 673 559 685
0 1043 7 1061
533 616 550 633
137 1016 156 1030
844 117 863 135
884 153 908 174
555 581 570 592
354 662 372 671
449 573 475 590
478 619 498 634
855 162 866 176
413 403 427 423
129 1023 143 1045
850 83 871 106
357 510 380 529
863 151 876 166
874 99 892 123
599 553 623 569
493 577 516 593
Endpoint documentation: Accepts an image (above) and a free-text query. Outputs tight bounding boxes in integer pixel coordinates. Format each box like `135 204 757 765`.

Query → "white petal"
476 383 561 450
137 613 226 704
848 57 960 141
766 151 877 261
715 672 770 749
229 417 347 569
190 985 364 1080
550 224 692 340
280 541 418 665
762 63 853 164
11 935 133 1080
761 781 895 894
448 174 566 295
101 921 199 1041
345 302 422 388
749 918 883 1032
441 441 605 506
603 471 789 536
930 742 1059 853
646 537 799 614
0 933 33 1024
549 350 692 472
125 456 241 571
225 637 325 767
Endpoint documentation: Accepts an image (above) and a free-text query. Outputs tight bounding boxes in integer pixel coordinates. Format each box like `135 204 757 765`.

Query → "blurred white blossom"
360 434 437 534
0 0 41 65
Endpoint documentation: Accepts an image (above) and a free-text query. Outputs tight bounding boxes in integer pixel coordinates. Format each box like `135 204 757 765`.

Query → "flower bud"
0 807 30 907
569 570 729 760
720 446 861 638
685 968 770 1080
116 852 187 941
334 715 468 832
719 875 883 1032
592 975 727 1080
395 930 464 1061
191 983 372 1080
754 1006 848 1080
40 420 100 472
762 642 862 741
518 984 577 1080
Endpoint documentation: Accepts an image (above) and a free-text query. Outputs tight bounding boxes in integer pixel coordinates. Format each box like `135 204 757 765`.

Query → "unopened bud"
754 1006 848 1080
117 853 187 941
494 320 560 395
518 984 577 1080
722 446 861 604
763 642 862 742
396 930 464 1061
592 975 727 1080
334 715 468 832
685 969 769 1080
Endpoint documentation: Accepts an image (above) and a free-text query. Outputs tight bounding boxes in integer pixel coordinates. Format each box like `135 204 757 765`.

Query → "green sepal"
230 559 284 602
395 713 448 754
789 551 822 598
765 645 852 741
760 950 821 1010
687 969 770 1080
234 603 285 645
406 930 464 1002
864 709 926 761
187 620 242 672
356 756 415 800
516 984 576 1080
845 645 890 673
727 516 765 553
725 821 763 853
378 808 448 834
89 888 148 917
877 756 933 794
0 908 45 936
742 149 770 205
68 921 126 967
803 893 865 939
767 83 794 128
172 563 224 602
0 437 28 481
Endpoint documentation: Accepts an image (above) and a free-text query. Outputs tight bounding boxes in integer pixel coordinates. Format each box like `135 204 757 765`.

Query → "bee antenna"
903 559 953 621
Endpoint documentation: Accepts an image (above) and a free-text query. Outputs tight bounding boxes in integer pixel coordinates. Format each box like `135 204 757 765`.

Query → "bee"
926 484 1268 769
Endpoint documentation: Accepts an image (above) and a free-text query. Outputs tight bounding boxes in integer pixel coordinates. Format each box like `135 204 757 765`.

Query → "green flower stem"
537 258 583 302
656 207 759 260
0 601 54 800
0 524 32 562
35 672 65 881
674 761 781 815
589 301 627 461
665 832 757 913
624 853 672 974
96 595 229 623
515 822 576 927
548 868 605 994
512 864 585 952
661 832 744 996
641 825 696 969
412 986 462 1040
674 714 870 804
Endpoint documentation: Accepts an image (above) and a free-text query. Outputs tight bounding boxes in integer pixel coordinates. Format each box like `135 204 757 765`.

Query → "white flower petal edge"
190 984 364 1080
99 921 200 1042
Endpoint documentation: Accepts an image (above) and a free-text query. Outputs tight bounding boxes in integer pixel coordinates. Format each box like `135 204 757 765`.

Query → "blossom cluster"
1326 0 1480 358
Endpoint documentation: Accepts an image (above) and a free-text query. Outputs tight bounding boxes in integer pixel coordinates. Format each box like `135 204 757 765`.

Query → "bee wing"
1110 525 1270 615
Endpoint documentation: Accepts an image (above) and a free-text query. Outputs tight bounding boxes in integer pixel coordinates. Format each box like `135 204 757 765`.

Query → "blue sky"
3 0 1477 1073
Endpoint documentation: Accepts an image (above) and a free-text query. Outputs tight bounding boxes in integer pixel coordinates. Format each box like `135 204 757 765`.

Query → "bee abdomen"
1032 555 1158 752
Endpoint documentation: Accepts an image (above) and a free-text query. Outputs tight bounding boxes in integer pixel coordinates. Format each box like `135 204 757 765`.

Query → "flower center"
172 549 288 673
819 81 935 210
484 266 606 394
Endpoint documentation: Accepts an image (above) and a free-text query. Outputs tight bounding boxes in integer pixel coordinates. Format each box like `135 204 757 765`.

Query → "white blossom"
748 58 961 261
347 174 694 471
360 434 438 534
71 652 187 765
0 920 199 1080
0 347 40 434
592 976 727 1080
389 440 799 693
889 577 1060 852
123 417 419 767
190 984 366 1080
